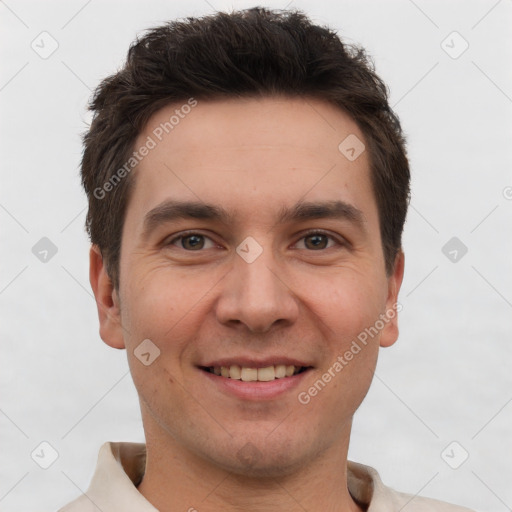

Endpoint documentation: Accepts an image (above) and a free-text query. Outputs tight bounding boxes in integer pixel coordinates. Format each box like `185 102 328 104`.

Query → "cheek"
302 267 386 337
298 269 384 393
296 342 378 437
119 264 223 399
128 355 198 438
121 263 216 338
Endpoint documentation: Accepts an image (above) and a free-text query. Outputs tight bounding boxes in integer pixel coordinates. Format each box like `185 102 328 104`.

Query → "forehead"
139 96 365 165
127 96 375 229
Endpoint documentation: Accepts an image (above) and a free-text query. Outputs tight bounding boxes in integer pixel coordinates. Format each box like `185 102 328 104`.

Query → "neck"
137 423 364 512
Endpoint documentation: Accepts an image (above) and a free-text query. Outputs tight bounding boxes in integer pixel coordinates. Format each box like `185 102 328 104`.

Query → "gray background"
1 0 511 511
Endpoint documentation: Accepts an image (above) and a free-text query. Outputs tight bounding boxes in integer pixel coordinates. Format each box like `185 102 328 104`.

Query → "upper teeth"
211 365 301 381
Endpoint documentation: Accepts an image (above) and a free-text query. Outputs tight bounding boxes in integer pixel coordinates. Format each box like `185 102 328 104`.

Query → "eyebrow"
141 198 366 239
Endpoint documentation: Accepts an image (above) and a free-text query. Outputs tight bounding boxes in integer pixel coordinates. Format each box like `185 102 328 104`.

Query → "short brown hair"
81 7 410 290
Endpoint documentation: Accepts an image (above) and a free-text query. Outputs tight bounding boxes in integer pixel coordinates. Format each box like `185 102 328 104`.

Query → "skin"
90 96 405 512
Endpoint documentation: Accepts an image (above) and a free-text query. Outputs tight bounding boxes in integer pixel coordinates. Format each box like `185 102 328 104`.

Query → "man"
60 7 475 512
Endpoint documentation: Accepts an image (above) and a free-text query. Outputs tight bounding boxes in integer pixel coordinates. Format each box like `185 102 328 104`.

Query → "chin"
225 452 305 479
204 436 313 479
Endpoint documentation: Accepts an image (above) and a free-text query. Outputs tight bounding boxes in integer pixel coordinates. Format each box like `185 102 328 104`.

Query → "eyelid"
293 229 346 249
165 229 346 250
165 230 220 248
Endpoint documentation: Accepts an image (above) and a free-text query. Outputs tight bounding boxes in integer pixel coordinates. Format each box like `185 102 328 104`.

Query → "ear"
89 245 126 349
379 250 405 348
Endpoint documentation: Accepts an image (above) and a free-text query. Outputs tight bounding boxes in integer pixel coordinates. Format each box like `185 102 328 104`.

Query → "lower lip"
199 368 312 400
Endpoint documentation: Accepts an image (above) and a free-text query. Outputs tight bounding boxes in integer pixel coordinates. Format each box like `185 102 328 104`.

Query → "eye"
165 230 344 252
167 232 217 251
294 230 343 250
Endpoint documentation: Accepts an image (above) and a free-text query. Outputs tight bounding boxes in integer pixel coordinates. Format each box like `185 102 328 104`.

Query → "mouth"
199 364 311 382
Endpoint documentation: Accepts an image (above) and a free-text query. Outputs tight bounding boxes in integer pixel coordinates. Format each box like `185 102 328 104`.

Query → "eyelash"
165 230 345 251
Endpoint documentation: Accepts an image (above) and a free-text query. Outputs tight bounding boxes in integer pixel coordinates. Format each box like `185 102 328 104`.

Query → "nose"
214 243 299 333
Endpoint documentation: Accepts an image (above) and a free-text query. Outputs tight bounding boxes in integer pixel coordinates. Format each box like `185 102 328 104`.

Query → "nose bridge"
239 243 280 297
215 236 298 332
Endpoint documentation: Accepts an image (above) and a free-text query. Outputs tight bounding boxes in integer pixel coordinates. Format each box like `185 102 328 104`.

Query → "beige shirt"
58 442 475 512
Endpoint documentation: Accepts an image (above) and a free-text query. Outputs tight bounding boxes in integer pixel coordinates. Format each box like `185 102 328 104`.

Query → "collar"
61 441 470 512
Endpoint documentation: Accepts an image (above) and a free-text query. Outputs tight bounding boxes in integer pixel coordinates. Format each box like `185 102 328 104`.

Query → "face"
90 96 404 477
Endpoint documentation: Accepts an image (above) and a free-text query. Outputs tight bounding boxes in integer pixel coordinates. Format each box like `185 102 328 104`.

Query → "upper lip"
199 357 312 369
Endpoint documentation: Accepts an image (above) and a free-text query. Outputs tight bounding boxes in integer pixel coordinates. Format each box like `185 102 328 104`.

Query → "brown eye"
167 232 216 250
304 233 329 250
180 234 205 250
296 231 341 251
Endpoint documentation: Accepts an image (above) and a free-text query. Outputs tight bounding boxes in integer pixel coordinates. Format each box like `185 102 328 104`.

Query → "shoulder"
381 487 476 512
347 460 476 512
57 441 150 512
57 495 98 512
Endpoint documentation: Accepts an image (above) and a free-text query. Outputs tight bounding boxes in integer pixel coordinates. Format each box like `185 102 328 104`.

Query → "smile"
202 365 309 381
